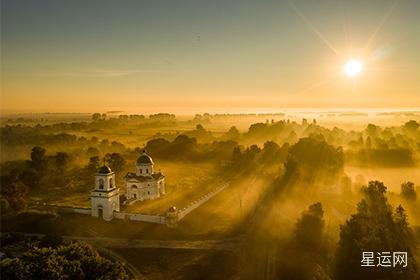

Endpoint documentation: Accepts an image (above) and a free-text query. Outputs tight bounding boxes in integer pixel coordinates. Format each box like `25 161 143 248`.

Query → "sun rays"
287 0 344 60
343 59 363 77
287 0 403 94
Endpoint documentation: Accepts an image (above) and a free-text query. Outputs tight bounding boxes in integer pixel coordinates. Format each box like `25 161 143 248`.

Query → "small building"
91 165 120 221
166 206 179 226
124 150 165 204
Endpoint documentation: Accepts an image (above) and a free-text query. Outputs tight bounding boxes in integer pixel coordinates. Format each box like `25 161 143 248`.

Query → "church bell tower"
91 165 120 221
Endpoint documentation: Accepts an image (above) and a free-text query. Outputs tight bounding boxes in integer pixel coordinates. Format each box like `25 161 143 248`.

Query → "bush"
0 241 129 280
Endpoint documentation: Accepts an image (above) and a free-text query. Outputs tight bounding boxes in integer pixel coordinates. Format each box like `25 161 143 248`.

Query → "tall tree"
29 146 46 172
276 203 329 280
294 202 325 251
334 181 418 280
401 181 417 201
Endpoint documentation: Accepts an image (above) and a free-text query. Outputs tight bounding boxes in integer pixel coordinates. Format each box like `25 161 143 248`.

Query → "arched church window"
146 169 149 174
140 169 142 174
131 184 137 189
98 179 104 189
109 178 113 188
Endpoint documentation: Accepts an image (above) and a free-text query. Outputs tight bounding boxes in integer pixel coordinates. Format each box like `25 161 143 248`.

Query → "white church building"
90 150 165 220
124 150 165 203
91 165 120 221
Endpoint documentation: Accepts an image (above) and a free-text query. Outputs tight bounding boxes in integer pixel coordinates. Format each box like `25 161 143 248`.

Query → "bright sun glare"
343 59 363 77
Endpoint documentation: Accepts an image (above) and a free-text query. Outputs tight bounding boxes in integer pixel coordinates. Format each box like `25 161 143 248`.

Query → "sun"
343 59 363 77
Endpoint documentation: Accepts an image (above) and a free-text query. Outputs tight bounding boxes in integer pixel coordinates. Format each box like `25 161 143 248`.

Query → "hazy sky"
1 0 420 113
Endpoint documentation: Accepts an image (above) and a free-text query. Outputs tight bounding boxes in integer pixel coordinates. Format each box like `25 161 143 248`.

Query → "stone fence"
113 212 166 224
30 182 230 226
56 207 92 215
177 183 229 220
35 204 166 224
36 204 166 224
32 203 92 215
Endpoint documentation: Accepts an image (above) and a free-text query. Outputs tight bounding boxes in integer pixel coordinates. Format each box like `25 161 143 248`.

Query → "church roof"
125 172 164 182
98 165 112 174
137 150 153 164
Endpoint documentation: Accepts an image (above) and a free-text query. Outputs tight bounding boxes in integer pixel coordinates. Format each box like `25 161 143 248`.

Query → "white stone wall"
62 208 91 215
91 189 120 221
113 212 166 224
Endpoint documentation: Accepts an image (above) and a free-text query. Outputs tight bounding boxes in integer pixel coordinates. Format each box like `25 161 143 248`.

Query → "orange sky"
1 0 419 113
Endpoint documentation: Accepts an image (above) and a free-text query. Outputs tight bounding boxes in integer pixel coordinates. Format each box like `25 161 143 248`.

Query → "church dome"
98 165 112 174
137 150 153 164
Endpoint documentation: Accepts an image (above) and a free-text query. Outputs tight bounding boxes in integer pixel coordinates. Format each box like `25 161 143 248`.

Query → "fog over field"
1 111 419 279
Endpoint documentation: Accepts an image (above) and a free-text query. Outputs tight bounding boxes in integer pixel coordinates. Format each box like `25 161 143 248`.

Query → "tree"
261 141 280 162
19 168 41 190
394 205 413 246
104 153 126 173
334 181 418 280
294 202 325 251
87 156 101 172
366 123 379 136
30 146 46 172
401 181 416 201
0 242 129 279
403 120 419 132
0 180 28 212
196 124 205 131
366 136 372 149
224 126 240 140
92 113 101 121
54 152 70 173
232 146 242 162
170 135 197 156
0 258 28 280
149 113 175 121
284 137 344 184
247 123 268 137
145 138 171 156
247 144 261 158
276 203 329 280
110 141 126 152
86 147 99 157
